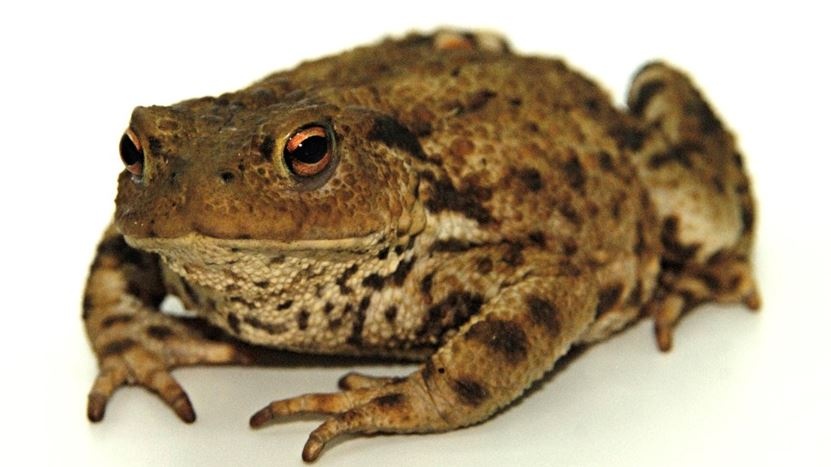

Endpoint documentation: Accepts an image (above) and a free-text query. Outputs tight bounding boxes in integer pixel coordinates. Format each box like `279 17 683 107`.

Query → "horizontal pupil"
291 135 328 163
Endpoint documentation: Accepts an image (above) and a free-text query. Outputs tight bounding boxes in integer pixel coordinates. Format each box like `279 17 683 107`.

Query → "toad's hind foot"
250 376 448 462
627 62 759 351
650 253 760 351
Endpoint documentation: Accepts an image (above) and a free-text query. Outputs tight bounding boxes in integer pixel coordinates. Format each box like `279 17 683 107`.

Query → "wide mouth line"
123 231 384 253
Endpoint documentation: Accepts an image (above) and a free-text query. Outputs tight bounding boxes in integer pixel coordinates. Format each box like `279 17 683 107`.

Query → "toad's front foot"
250 371 448 462
87 314 251 423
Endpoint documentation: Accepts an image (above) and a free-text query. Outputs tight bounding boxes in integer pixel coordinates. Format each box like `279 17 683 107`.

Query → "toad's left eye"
119 128 144 176
283 125 333 177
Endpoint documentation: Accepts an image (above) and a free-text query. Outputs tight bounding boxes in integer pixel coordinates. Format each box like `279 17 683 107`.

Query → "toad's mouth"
123 231 387 257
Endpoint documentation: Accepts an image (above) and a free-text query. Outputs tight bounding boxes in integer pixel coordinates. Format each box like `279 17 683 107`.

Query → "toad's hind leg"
627 62 760 351
250 272 597 461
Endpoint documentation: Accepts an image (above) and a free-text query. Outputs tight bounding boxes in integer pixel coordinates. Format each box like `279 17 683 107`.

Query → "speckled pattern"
83 30 760 461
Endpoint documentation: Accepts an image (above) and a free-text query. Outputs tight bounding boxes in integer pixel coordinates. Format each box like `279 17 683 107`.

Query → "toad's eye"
283 125 333 177
119 128 144 176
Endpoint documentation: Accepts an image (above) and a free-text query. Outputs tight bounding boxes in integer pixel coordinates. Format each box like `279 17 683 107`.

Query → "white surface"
1 1 829 466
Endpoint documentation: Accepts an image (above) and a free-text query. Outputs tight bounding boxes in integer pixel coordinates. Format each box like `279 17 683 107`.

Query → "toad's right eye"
119 128 144 176
283 125 333 177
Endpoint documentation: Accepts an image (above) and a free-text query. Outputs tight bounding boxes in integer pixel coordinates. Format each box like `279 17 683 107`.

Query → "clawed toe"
251 374 446 461
87 345 196 423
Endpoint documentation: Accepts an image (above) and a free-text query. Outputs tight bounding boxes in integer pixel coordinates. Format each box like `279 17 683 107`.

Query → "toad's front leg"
251 272 597 461
84 224 250 422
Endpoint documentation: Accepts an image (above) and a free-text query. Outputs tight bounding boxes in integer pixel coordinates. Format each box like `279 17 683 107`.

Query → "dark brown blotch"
420 273 434 296
661 216 700 262
563 156 586 191
347 297 371 346
712 175 726 194
296 309 310 331
336 264 359 295
611 194 625 220
101 314 133 329
147 136 163 155
430 238 471 252
562 238 578 256
517 167 543 192
384 305 398 323
626 281 643 306
82 295 93 320
502 242 525 267
465 319 528 364
687 97 724 134
423 173 493 224
528 231 546 247
558 259 582 277
648 142 703 169
126 278 148 301
557 200 582 226
476 256 493 274
598 151 614 172
697 271 722 292
630 79 666 116
367 115 428 160
741 204 755 233
418 292 484 341
269 255 285 265
391 257 416 286
526 296 560 336
465 89 497 113
372 393 406 408
100 338 136 358
361 273 385 290
452 378 489 406
258 135 275 162
595 284 624 317
227 313 241 334
146 325 175 341
95 235 145 267
609 125 646 151
377 246 390 260
634 221 647 256
244 316 288 335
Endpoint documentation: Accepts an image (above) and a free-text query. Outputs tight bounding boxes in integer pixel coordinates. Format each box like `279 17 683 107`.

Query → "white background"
2 1 829 466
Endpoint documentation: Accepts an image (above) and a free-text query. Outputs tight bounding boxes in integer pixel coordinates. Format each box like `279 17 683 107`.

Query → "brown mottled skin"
83 31 759 461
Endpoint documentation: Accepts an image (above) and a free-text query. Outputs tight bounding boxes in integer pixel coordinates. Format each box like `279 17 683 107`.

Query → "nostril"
220 171 235 183
119 128 144 177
